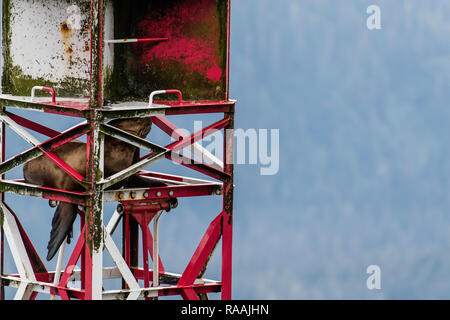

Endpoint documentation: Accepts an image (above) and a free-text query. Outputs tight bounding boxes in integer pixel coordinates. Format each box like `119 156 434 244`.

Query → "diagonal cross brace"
178 212 222 287
0 116 89 188
139 117 231 181
99 151 168 190
100 123 167 154
151 116 224 171
0 203 37 299
165 117 230 153
98 123 169 189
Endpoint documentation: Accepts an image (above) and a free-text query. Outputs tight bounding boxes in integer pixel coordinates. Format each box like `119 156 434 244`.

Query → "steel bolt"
49 200 58 208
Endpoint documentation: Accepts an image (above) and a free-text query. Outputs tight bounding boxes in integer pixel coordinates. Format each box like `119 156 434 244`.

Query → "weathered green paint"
0 205 4 227
0 97 89 118
0 180 87 205
84 0 104 257
100 107 166 120
85 109 105 255
103 65 114 102
2 0 13 95
4 66 89 97
90 184 104 252
89 0 105 108
0 147 43 175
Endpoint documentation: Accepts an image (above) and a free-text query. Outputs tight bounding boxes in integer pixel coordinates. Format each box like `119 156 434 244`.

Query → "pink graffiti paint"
136 0 223 82
206 66 222 82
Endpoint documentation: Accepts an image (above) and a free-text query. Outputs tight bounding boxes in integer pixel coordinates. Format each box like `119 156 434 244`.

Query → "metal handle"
149 89 182 106
31 86 56 103
106 37 168 44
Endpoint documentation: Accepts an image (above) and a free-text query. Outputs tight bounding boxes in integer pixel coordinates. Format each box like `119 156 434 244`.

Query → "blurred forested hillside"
230 0 450 299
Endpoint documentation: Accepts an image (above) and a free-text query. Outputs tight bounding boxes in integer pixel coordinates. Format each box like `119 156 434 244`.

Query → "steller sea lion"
23 117 171 261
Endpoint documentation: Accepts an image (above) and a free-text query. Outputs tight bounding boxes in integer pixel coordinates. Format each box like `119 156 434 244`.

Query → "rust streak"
60 22 73 68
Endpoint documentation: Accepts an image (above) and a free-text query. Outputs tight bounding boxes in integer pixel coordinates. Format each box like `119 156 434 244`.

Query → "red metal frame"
0 103 234 300
0 0 234 300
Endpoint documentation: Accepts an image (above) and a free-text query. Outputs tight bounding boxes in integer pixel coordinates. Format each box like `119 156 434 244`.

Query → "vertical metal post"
122 211 139 290
222 0 233 300
79 210 86 292
84 0 105 301
89 0 104 110
85 111 105 300
153 211 163 289
142 218 150 295
222 112 234 300
225 0 231 101
51 236 67 300
122 152 140 291
84 114 104 300
122 211 130 290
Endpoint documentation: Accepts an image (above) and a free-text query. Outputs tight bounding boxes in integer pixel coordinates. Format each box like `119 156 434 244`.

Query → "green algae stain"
4 66 89 97
0 205 4 227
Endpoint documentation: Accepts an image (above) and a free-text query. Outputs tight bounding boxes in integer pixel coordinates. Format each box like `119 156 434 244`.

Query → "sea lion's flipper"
46 202 78 261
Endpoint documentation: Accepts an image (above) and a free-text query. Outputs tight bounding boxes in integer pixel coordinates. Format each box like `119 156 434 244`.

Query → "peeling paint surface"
9 1 90 84
3 0 114 97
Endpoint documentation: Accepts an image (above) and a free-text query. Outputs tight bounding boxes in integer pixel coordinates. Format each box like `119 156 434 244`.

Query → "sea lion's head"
108 117 153 139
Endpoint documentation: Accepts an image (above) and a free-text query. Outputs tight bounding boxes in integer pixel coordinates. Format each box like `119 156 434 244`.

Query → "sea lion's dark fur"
23 117 167 261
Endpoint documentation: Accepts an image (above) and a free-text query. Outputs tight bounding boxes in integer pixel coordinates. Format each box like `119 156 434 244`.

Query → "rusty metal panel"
106 0 230 102
2 0 230 101
1 0 114 97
